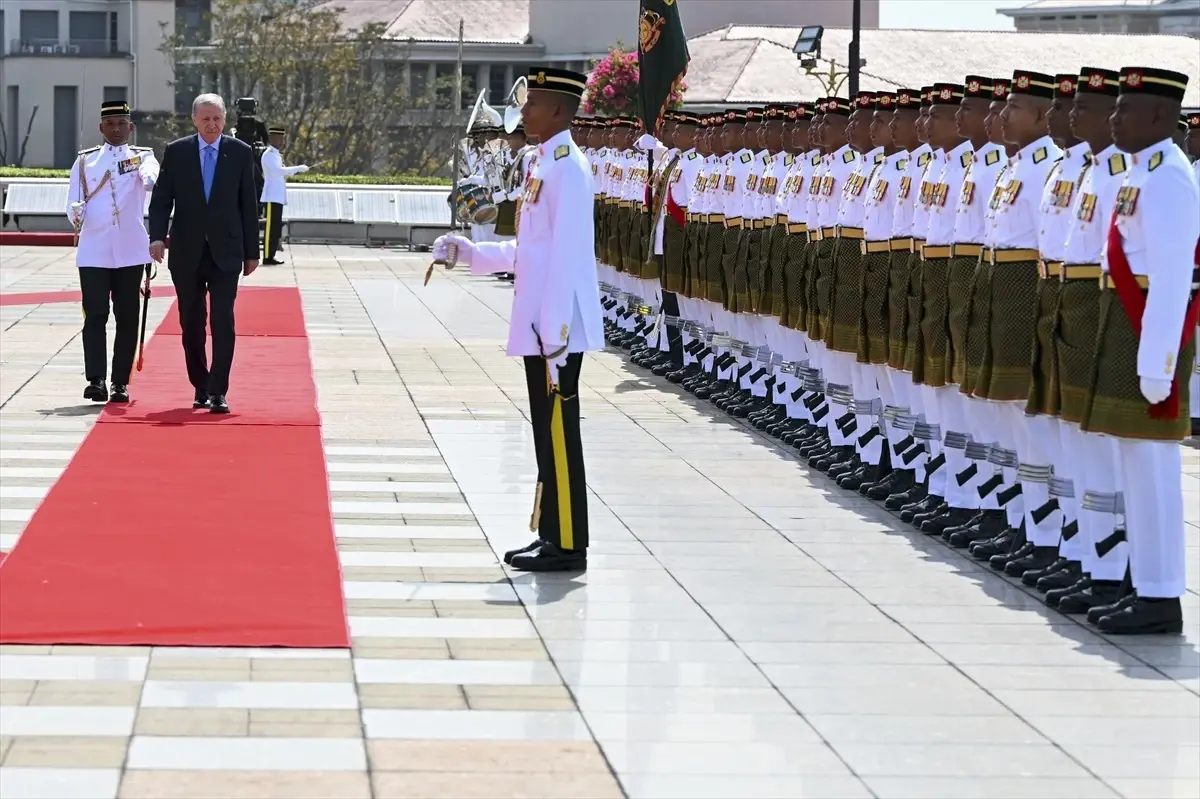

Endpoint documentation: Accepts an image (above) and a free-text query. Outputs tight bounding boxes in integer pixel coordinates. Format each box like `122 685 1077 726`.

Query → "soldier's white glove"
1139 377 1172 405
547 350 569 390
432 234 474 266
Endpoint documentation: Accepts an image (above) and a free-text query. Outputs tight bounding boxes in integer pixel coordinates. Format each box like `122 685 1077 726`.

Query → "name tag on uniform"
1049 179 1074 208
1076 193 1097 223
898 177 912 200
960 180 975 206
117 156 142 175
1114 185 1139 217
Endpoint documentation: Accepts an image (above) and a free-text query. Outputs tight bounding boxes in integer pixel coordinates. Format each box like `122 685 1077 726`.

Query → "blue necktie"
202 145 215 202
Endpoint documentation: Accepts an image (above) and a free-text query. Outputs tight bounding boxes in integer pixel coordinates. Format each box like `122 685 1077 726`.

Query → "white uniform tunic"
470 130 605 357
66 142 159 268
259 145 304 205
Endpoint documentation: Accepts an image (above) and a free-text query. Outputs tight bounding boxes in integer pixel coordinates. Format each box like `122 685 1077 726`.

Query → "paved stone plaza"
0 244 1197 799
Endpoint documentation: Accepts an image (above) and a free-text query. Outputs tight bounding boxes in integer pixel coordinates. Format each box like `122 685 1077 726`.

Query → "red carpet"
0 286 350 647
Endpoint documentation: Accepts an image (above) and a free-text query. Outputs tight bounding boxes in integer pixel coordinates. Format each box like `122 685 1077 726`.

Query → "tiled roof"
684 25 1200 105
319 0 531 44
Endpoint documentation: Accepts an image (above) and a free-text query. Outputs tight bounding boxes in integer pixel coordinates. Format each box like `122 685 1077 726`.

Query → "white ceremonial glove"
432 234 474 266
547 350 570 390
1139 377 1172 405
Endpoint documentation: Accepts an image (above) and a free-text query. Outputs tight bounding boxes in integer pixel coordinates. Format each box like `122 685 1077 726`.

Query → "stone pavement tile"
371 771 625 799
248 709 362 738
29 681 142 706
368 740 607 772
464 685 576 711
448 640 550 661
2 736 129 767
358 684 467 710
118 771 373 799
134 709 249 736
0 680 36 705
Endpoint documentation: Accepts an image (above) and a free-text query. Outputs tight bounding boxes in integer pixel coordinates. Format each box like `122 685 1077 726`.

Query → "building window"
488 67 508 105
20 9 58 49
68 11 107 55
103 86 128 104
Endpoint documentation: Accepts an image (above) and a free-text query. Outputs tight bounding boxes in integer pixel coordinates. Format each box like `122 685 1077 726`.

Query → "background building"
1 0 877 169
999 0 1200 36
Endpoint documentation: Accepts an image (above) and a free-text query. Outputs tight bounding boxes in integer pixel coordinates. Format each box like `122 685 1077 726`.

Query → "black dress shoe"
920 507 975 535
1036 561 1084 592
1005 544 1058 577
1022 557 1071 588
193 390 210 409
1086 591 1137 624
1095 597 1183 635
209 394 230 414
510 541 587 572
108 384 130 403
84 379 108 402
503 538 542 565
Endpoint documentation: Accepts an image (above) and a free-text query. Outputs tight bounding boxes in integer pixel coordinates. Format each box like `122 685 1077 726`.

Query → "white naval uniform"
888 143 933 477
862 148 908 464
816 143 861 448
67 142 160 268
1060 143 1130 583
920 140 975 509
953 140 1009 512
259 145 304 205
987 134 1063 546
1100 138 1199 599
1026 140 1093 545
468 130 605 357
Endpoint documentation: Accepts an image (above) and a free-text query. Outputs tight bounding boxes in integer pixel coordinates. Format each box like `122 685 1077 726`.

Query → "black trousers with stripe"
263 202 283 261
523 354 589 552
79 265 143 384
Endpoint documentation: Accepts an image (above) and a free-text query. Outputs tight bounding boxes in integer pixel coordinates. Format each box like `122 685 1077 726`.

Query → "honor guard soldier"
1018 73 1095 582
432 67 603 572
1082 66 1198 634
1040 66 1132 615
66 100 159 403
966 70 1063 576
260 126 310 265
942 77 1011 548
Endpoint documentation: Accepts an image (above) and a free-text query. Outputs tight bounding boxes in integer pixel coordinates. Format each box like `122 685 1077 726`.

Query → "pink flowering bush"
583 44 686 118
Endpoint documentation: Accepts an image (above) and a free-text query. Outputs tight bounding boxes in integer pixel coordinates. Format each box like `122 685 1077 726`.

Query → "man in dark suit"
148 92 259 414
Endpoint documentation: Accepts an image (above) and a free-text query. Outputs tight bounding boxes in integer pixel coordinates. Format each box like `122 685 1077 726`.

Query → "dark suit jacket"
148 134 259 273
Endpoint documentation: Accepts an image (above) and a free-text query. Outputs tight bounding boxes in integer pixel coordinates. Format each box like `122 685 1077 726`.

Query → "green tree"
158 0 462 176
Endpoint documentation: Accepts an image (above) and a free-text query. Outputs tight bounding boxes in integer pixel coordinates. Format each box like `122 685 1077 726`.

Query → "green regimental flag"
637 0 689 137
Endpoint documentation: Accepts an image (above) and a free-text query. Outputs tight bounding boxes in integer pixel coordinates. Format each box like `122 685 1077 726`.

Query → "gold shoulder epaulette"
984 150 1000 166
554 145 569 161
917 152 931 167
1032 146 1048 164
960 151 972 168
842 149 856 164
78 145 101 155
1148 151 1164 172
1108 153 1127 176
740 152 752 164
